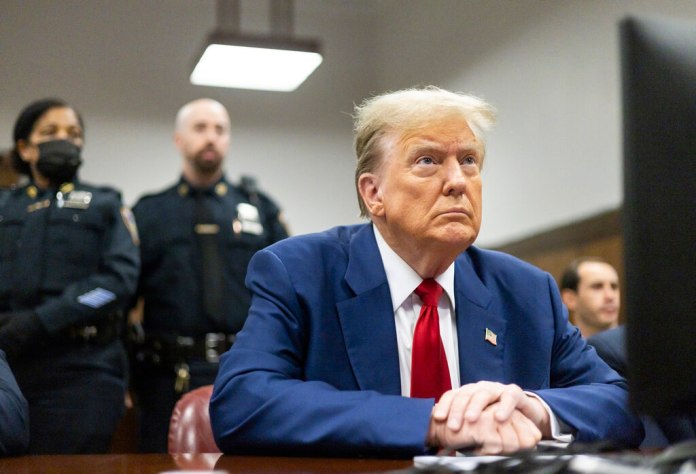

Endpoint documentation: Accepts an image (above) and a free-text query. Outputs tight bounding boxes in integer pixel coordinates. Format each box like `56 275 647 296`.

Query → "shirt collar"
372 224 456 312
177 175 228 197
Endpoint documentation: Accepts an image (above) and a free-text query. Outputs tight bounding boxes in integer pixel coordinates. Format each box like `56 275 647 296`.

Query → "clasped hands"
426 381 551 455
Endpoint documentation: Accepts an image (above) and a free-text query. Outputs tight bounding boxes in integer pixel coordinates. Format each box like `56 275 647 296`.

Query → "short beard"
192 151 222 175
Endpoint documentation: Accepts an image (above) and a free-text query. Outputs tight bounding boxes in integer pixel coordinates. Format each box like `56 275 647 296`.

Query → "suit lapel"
336 225 402 395
335 230 508 393
454 253 508 384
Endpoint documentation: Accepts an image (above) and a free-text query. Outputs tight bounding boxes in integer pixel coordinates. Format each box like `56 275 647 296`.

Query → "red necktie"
410 279 452 400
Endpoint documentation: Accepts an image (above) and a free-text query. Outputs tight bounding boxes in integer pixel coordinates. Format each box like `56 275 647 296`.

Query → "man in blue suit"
210 86 643 457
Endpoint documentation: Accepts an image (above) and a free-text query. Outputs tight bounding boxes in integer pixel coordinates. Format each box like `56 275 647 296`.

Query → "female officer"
0 99 140 453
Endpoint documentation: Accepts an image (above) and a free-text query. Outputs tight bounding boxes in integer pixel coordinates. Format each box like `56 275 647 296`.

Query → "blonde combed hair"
353 86 496 217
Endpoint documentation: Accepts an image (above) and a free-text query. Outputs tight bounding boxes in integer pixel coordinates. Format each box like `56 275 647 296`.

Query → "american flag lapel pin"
485 328 497 346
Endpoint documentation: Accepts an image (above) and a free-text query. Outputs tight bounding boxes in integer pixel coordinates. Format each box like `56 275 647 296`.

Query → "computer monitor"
621 15 696 417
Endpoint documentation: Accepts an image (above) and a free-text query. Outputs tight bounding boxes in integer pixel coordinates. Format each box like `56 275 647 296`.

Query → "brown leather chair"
167 384 221 454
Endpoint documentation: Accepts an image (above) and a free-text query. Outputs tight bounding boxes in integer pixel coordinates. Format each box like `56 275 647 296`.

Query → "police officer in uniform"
0 99 140 453
131 98 288 452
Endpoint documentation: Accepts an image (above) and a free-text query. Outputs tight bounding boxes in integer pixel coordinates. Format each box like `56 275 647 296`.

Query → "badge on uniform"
234 202 263 235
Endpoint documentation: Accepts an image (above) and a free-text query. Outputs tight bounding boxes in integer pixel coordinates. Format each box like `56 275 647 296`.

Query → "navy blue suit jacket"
211 224 643 456
0 350 28 456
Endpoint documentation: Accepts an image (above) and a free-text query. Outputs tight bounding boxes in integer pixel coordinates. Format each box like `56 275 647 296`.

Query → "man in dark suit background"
590 326 696 445
560 257 696 446
210 86 643 457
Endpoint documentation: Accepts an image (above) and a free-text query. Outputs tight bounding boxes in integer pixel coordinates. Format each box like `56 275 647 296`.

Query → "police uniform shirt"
0 181 140 335
133 176 288 337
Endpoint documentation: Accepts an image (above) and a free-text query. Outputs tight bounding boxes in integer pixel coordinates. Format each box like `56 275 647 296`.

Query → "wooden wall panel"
493 208 625 323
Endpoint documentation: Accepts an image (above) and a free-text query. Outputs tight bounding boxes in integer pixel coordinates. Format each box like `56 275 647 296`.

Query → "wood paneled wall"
493 208 625 323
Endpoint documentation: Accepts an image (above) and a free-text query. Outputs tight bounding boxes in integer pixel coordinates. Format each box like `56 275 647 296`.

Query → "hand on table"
426 381 551 454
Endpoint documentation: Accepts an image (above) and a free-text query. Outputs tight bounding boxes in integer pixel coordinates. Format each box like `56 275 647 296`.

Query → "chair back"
167 384 221 453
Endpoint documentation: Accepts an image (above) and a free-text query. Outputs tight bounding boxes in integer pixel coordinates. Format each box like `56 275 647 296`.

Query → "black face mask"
36 139 82 185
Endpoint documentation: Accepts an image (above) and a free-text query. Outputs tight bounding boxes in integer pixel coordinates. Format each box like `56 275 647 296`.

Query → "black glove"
0 310 45 359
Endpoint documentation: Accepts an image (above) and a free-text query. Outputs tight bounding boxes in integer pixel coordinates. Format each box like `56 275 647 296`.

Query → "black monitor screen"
621 15 696 417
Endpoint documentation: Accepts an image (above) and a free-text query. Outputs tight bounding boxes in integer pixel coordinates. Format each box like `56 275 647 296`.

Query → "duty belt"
141 332 236 365
62 314 122 345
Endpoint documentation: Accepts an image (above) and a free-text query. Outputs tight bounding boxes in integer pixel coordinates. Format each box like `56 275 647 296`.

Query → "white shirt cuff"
525 391 574 443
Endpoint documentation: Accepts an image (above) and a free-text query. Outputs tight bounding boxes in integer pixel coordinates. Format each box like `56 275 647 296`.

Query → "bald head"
174 98 231 187
175 98 230 132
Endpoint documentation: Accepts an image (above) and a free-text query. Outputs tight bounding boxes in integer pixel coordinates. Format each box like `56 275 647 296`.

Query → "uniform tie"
410 279 451 400
193 191 225 325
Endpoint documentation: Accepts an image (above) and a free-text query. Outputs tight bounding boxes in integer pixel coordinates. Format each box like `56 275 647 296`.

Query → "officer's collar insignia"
235 202 263 235
26 185 37 199
59 183 75 194
180 181 225 197
215 182 227 196
62 190 92 209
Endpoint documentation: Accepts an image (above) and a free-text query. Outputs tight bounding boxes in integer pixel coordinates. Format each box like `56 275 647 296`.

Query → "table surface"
0 453 414 473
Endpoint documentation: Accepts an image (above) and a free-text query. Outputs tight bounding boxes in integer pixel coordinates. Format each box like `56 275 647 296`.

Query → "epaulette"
95 184 122 199
134 183 179 204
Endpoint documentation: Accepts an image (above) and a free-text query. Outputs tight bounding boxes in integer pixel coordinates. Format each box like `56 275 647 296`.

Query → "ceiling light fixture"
190 0 323 92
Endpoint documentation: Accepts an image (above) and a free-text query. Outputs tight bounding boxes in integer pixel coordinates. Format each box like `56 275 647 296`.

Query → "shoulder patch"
120 206 140 246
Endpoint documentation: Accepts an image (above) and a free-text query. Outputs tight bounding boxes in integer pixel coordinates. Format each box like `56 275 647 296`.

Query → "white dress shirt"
373 225 460 396
372 225 571 441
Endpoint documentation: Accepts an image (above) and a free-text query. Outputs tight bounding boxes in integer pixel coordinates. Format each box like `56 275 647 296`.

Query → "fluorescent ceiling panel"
191 42 323 92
